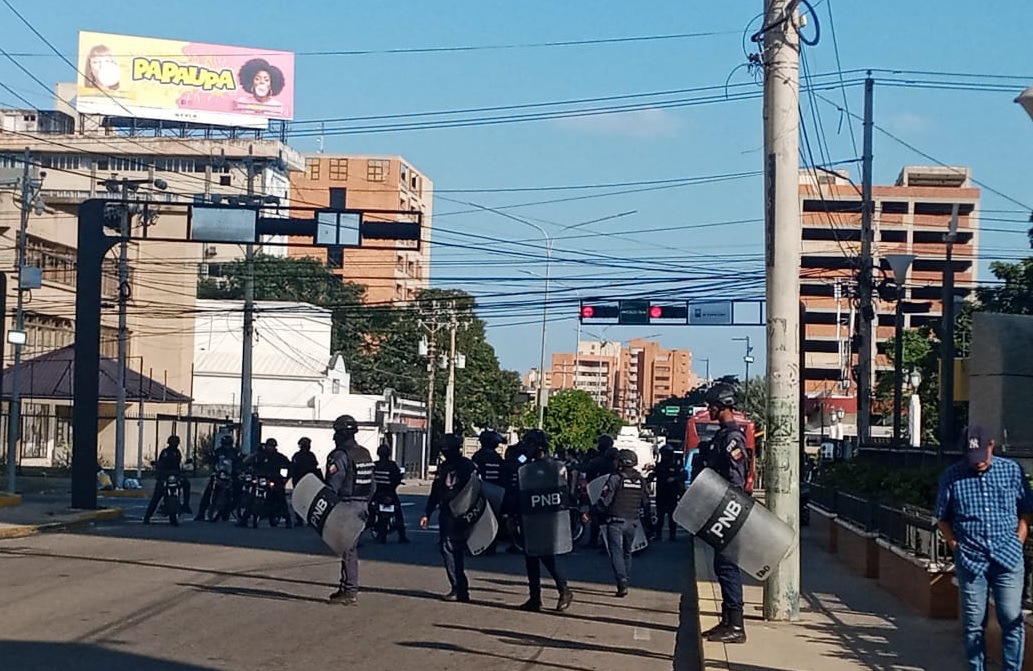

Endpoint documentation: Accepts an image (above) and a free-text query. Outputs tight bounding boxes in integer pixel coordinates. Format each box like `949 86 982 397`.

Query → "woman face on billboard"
85 45 120 91
238 58 285 104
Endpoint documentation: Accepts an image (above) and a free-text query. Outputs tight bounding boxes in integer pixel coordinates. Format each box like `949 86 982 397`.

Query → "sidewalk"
698 528 968 671
0 494 123 539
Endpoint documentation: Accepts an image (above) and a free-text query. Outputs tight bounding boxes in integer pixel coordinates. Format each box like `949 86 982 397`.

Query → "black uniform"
500 445 526 553
518 454 573 611
705 419 749 622
326 437 375 598
143 445 192 522
195 445 243 521
652 451 687 541
258 449 293 527
585 449 618 547
372 458 408 542
472 446 505 488
424 454 477 600
597 466 651 592
290 448 321 486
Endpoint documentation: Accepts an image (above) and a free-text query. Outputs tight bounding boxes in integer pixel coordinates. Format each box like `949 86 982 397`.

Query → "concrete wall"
969 312 1033 449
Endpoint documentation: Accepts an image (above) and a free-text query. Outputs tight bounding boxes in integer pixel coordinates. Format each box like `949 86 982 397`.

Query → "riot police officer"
143 435 192 524
326 415 375 606
585 436 618 548
290 436 322 486
701 382 749 644
372 443 409 543
194 434 242 521
420 434 476 602
651 444 687 542
516 429 574 613
595 449 651 597
500 441 527 554
472 430 506 554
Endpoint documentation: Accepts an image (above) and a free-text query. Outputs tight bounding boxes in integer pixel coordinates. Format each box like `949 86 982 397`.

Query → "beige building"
289 155 433 304
0 106 303 467
547 339 695 423
799 166 979 402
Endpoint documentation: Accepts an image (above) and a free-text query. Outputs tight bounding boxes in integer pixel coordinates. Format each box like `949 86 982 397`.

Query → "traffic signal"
579 300 620 323
648 303 688 323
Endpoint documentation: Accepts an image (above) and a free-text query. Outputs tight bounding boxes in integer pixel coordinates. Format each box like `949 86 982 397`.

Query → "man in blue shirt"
936 425 1033 671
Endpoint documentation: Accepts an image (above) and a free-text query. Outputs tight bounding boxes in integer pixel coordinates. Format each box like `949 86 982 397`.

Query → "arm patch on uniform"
728 439 745 461
328 463 339 475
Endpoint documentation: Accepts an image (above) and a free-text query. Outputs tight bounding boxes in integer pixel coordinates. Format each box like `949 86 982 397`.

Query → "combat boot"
709 609 746 644
702 608 729 638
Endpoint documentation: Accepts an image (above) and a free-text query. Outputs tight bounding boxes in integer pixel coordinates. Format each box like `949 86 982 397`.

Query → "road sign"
619 299 650 325
688 301 733 326
661 405 681 416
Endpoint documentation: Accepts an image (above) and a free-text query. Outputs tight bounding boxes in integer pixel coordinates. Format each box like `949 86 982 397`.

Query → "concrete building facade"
798 165 980 407
288 155 433 304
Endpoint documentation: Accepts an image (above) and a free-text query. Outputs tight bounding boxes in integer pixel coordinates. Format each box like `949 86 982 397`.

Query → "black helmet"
597 434 614 451
618 449 638 468
167 435 180 447
376 443 391 459
705 382 737 409
265 438 278 448
660 443 675 456
604 447 619 461
219 434 234 447
522 429 549 451
334 414 359 434
479 430 504 448
440 433 463 460
298 437 311 449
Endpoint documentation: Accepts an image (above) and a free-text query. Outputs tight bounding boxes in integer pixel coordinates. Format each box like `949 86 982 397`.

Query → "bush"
816 461 943 510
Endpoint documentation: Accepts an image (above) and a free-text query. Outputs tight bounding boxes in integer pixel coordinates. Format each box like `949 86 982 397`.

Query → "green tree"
736 377 769 435
975 227 1033 315
875 328 940 444
520 389 623 450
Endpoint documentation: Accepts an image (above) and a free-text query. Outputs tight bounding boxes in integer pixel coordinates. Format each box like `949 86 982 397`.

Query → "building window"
332 379 341 395
400 163 409 188
24 236 118 296
306 158 321 180
328 158 348 181
23 314 119 358
367 159 388 182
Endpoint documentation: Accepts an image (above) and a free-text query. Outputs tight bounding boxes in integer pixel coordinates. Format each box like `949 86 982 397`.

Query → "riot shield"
481 481 506 517
448 473 499 556
518 458 572 557
673 468 794 581
588 474 649 555
291 473 366 556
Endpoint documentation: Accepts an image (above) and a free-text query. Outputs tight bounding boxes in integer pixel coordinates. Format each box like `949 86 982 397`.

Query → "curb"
100 489 149 499
0 507 124 540
0 494 22 509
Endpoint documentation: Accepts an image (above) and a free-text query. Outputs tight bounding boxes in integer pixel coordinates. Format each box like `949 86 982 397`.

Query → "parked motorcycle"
156 474 182 527
206 457 238 522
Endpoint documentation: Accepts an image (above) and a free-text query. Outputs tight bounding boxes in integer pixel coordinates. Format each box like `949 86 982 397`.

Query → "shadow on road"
398 641 591 671
443 622 672 661
0 641 220 671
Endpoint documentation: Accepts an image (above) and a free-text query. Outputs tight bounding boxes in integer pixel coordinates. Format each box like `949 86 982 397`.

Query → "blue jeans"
956 560 1026 671
605 520 638 585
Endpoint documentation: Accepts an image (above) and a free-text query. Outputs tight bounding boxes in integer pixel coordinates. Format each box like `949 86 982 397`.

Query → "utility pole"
761 0 802 622
240 155 256 455
7 149 41 496
939 204 959 456
114 179 130 489
444 302 458 434
857 75 876 448
419 301 443 478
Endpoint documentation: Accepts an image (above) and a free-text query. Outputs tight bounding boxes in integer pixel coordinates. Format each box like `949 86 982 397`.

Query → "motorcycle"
235 470 256 525
156 473 183 526
370 492 400 544
206 457 238 522
245 468 292 529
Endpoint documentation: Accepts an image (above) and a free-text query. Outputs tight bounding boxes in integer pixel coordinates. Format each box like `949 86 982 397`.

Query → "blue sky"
1 1 1031 382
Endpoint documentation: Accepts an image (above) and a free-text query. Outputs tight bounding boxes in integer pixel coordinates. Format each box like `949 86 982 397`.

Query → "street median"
0 507 124 540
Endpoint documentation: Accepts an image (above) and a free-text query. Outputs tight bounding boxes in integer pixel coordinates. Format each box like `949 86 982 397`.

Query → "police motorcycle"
206 453 240 522
368 467 407 544
152 459 192 526
246 466 292 528
236 466 257 525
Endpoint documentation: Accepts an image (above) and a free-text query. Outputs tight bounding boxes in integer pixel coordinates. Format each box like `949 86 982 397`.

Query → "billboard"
76 31 294 129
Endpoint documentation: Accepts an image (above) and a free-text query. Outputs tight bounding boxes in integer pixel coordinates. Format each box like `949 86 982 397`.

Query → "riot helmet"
167 435 181 448
522 429 550 459
376 443 391 459
705 382 738 410
264 437 278 451
478 429 505 449
333 414 359 444
297 436 312 450
219 434 234 448
597 434 614 451
618 449 638 468
440 433 463 462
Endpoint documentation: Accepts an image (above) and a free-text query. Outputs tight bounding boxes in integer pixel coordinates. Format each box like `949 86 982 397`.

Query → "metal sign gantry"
578 299 765 326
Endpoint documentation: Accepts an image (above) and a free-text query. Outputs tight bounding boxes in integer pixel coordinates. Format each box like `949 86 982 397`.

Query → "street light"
520 270 583 392
884 254 916 444
732 336 754 383
1016 86 1033 123
908 367 923 448
697 357 711 385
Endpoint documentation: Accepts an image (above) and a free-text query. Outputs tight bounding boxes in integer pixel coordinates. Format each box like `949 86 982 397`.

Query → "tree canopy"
521 389 623 451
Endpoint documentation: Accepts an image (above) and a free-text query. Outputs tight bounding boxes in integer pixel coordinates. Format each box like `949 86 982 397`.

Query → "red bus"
685 408 757 492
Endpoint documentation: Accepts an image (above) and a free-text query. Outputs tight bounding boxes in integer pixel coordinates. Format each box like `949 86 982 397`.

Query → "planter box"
876 539 957 619
808 504 837 553
986 606 1033 670
835 518 879 579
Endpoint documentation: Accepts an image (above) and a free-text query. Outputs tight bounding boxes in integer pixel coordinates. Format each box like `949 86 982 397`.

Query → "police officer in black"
472 430 506 554
257 438 293 528
290 437 322 486
585 436 618 548
326 415 375 606
517 429 574 613
144 435 192 524
500 441 527 554
701 382 749 644
194 434 243 521
372 443 409 543
651 444 687 542
420 434 476 602
595 449 651 597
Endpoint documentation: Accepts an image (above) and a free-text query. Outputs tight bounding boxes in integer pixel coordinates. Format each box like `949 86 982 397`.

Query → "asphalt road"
0 491 687 671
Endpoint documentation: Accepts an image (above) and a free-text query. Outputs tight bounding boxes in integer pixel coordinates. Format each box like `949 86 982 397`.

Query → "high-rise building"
288 155 433 304
548 339 695 423
799 166 979 403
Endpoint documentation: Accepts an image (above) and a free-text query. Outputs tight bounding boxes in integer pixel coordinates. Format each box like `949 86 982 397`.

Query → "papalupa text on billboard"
133 58 235 90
